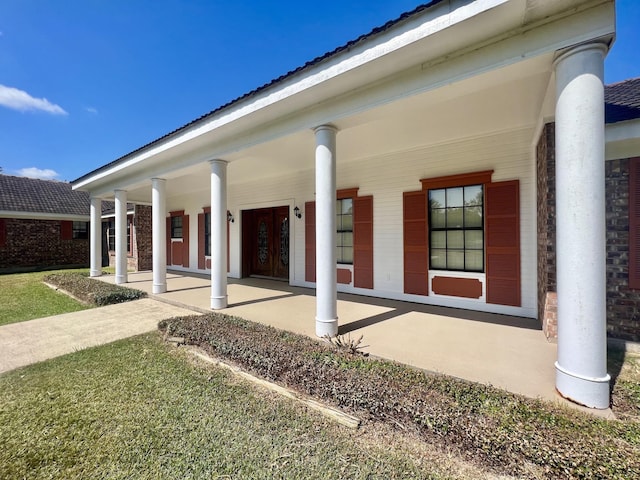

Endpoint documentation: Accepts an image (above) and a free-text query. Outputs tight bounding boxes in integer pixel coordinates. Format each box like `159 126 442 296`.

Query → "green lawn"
0 270 91 326
0 334 488 479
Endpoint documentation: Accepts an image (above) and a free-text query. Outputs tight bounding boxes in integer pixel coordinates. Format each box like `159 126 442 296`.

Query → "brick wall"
134 205 153 271
605 158 640 341
536 123 557 339
0 218 89 272
537 121 640 342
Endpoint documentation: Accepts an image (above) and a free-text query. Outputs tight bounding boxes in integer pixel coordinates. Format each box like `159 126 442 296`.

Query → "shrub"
159 313 640 479
44 272 146 306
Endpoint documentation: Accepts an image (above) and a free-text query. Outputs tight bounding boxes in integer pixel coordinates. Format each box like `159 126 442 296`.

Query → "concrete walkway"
0 298 192 374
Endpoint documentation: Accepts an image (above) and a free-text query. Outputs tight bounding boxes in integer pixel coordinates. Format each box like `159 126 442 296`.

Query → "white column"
554 41 610 409
210 159 228 309
89 196 102 277
152 178 167 294
314 125 338 337
114 189 128 285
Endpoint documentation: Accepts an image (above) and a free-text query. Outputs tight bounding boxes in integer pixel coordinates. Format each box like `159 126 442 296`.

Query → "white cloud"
85 106 98 114
18 167 60 180
0 84 67 115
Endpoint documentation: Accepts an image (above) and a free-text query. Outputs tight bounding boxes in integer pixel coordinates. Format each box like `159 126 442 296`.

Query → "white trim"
605 119 640 160
0 211 90 221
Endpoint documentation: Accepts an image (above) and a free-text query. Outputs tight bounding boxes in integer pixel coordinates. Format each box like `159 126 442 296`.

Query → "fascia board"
606 119 640 160
0 211 90 221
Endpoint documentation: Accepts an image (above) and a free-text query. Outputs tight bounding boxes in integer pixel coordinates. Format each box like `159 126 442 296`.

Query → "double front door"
243 206 289 279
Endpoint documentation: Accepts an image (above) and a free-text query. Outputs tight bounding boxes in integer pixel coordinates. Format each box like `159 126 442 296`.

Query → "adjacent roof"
0 175 90 216
605 77 640 124
72 0 442 185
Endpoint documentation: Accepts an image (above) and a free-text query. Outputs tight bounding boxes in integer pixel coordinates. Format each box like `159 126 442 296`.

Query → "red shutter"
182 214 190 268
305 201 316 282
61 220 73 240
0 219 6 247
166 217 171 264
629 158 640 289
198 213 205 269
485 180 520 306
354 195 374 289
403 190 429 295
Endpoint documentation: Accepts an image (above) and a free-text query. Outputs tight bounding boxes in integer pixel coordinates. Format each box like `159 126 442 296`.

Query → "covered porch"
101 270 560 404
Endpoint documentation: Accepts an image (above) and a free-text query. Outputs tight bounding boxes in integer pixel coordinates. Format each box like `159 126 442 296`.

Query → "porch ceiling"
116 52 554 205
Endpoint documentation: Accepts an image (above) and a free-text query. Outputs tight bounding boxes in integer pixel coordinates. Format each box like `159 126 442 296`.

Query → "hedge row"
159 313 640 479
44 272 146 306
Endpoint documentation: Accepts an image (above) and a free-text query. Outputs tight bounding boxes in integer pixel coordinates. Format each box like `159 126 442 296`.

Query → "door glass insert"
257 221 268 265
280 217 289 266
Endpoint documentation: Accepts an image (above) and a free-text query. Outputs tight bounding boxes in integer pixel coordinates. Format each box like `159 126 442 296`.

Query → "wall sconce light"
294 206 302 219
227 211 234 223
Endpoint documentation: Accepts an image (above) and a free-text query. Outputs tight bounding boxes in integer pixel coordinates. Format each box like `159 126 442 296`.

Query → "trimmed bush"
44 272 146 306
159 313 640 479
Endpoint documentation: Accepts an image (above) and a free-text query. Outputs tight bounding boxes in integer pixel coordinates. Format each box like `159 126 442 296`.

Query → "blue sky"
0 0 638 182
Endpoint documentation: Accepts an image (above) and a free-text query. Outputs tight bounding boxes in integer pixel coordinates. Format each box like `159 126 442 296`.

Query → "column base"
115 274 127 285
555 361 611 409
153 284 167 294
90 269 102 278
211 295 228 310
316 317 338 338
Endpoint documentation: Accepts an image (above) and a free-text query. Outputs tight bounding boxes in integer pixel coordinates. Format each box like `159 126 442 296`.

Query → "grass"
0 333 498 480
0 269 90 326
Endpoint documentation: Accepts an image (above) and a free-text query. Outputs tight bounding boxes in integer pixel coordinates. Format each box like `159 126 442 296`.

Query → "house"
0 175 92 272
0 175 151 272
73 0 628 409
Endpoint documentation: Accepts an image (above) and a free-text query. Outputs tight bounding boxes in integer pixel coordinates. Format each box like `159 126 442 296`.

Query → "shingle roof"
72 0 443 185
605 77 640 124
0 175 90 216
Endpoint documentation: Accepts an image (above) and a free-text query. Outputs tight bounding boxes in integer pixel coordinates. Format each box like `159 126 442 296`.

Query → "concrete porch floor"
98 270 569 406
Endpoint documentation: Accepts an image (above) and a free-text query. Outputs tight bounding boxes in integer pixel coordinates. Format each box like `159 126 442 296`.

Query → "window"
336 198 353 264
107 219 115 251
171 216 183 238
106 217 132 253
204 212 211 256
72 221 89 239
429 184 484 272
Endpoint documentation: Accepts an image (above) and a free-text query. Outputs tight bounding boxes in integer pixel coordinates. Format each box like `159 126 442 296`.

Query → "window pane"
340 214 353 231
431 249 446 269
464 206 483 228
447 207 463 228
446 187 463 207
429 190 445 208
341 198 353 214
464 185 483 206
204 213 210 235
465 250 484 271
447 250 464 270
465 230 483 249
341 246 353 264
431 231 446 249
447 230 464 249
431 209 446 228
342 232 353 247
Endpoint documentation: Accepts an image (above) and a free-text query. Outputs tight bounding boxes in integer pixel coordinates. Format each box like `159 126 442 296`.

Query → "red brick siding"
537 121 640 341
0 218 89 271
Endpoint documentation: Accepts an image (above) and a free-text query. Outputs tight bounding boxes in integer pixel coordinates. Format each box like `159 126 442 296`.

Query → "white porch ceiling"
115 51 554 205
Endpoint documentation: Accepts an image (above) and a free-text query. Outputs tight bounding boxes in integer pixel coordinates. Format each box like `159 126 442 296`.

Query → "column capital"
313 124 338 135
553 40 609 68
151 177 166 183
208 158 228 167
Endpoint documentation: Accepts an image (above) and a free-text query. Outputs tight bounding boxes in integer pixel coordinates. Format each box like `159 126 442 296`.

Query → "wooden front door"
244 206 289 279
